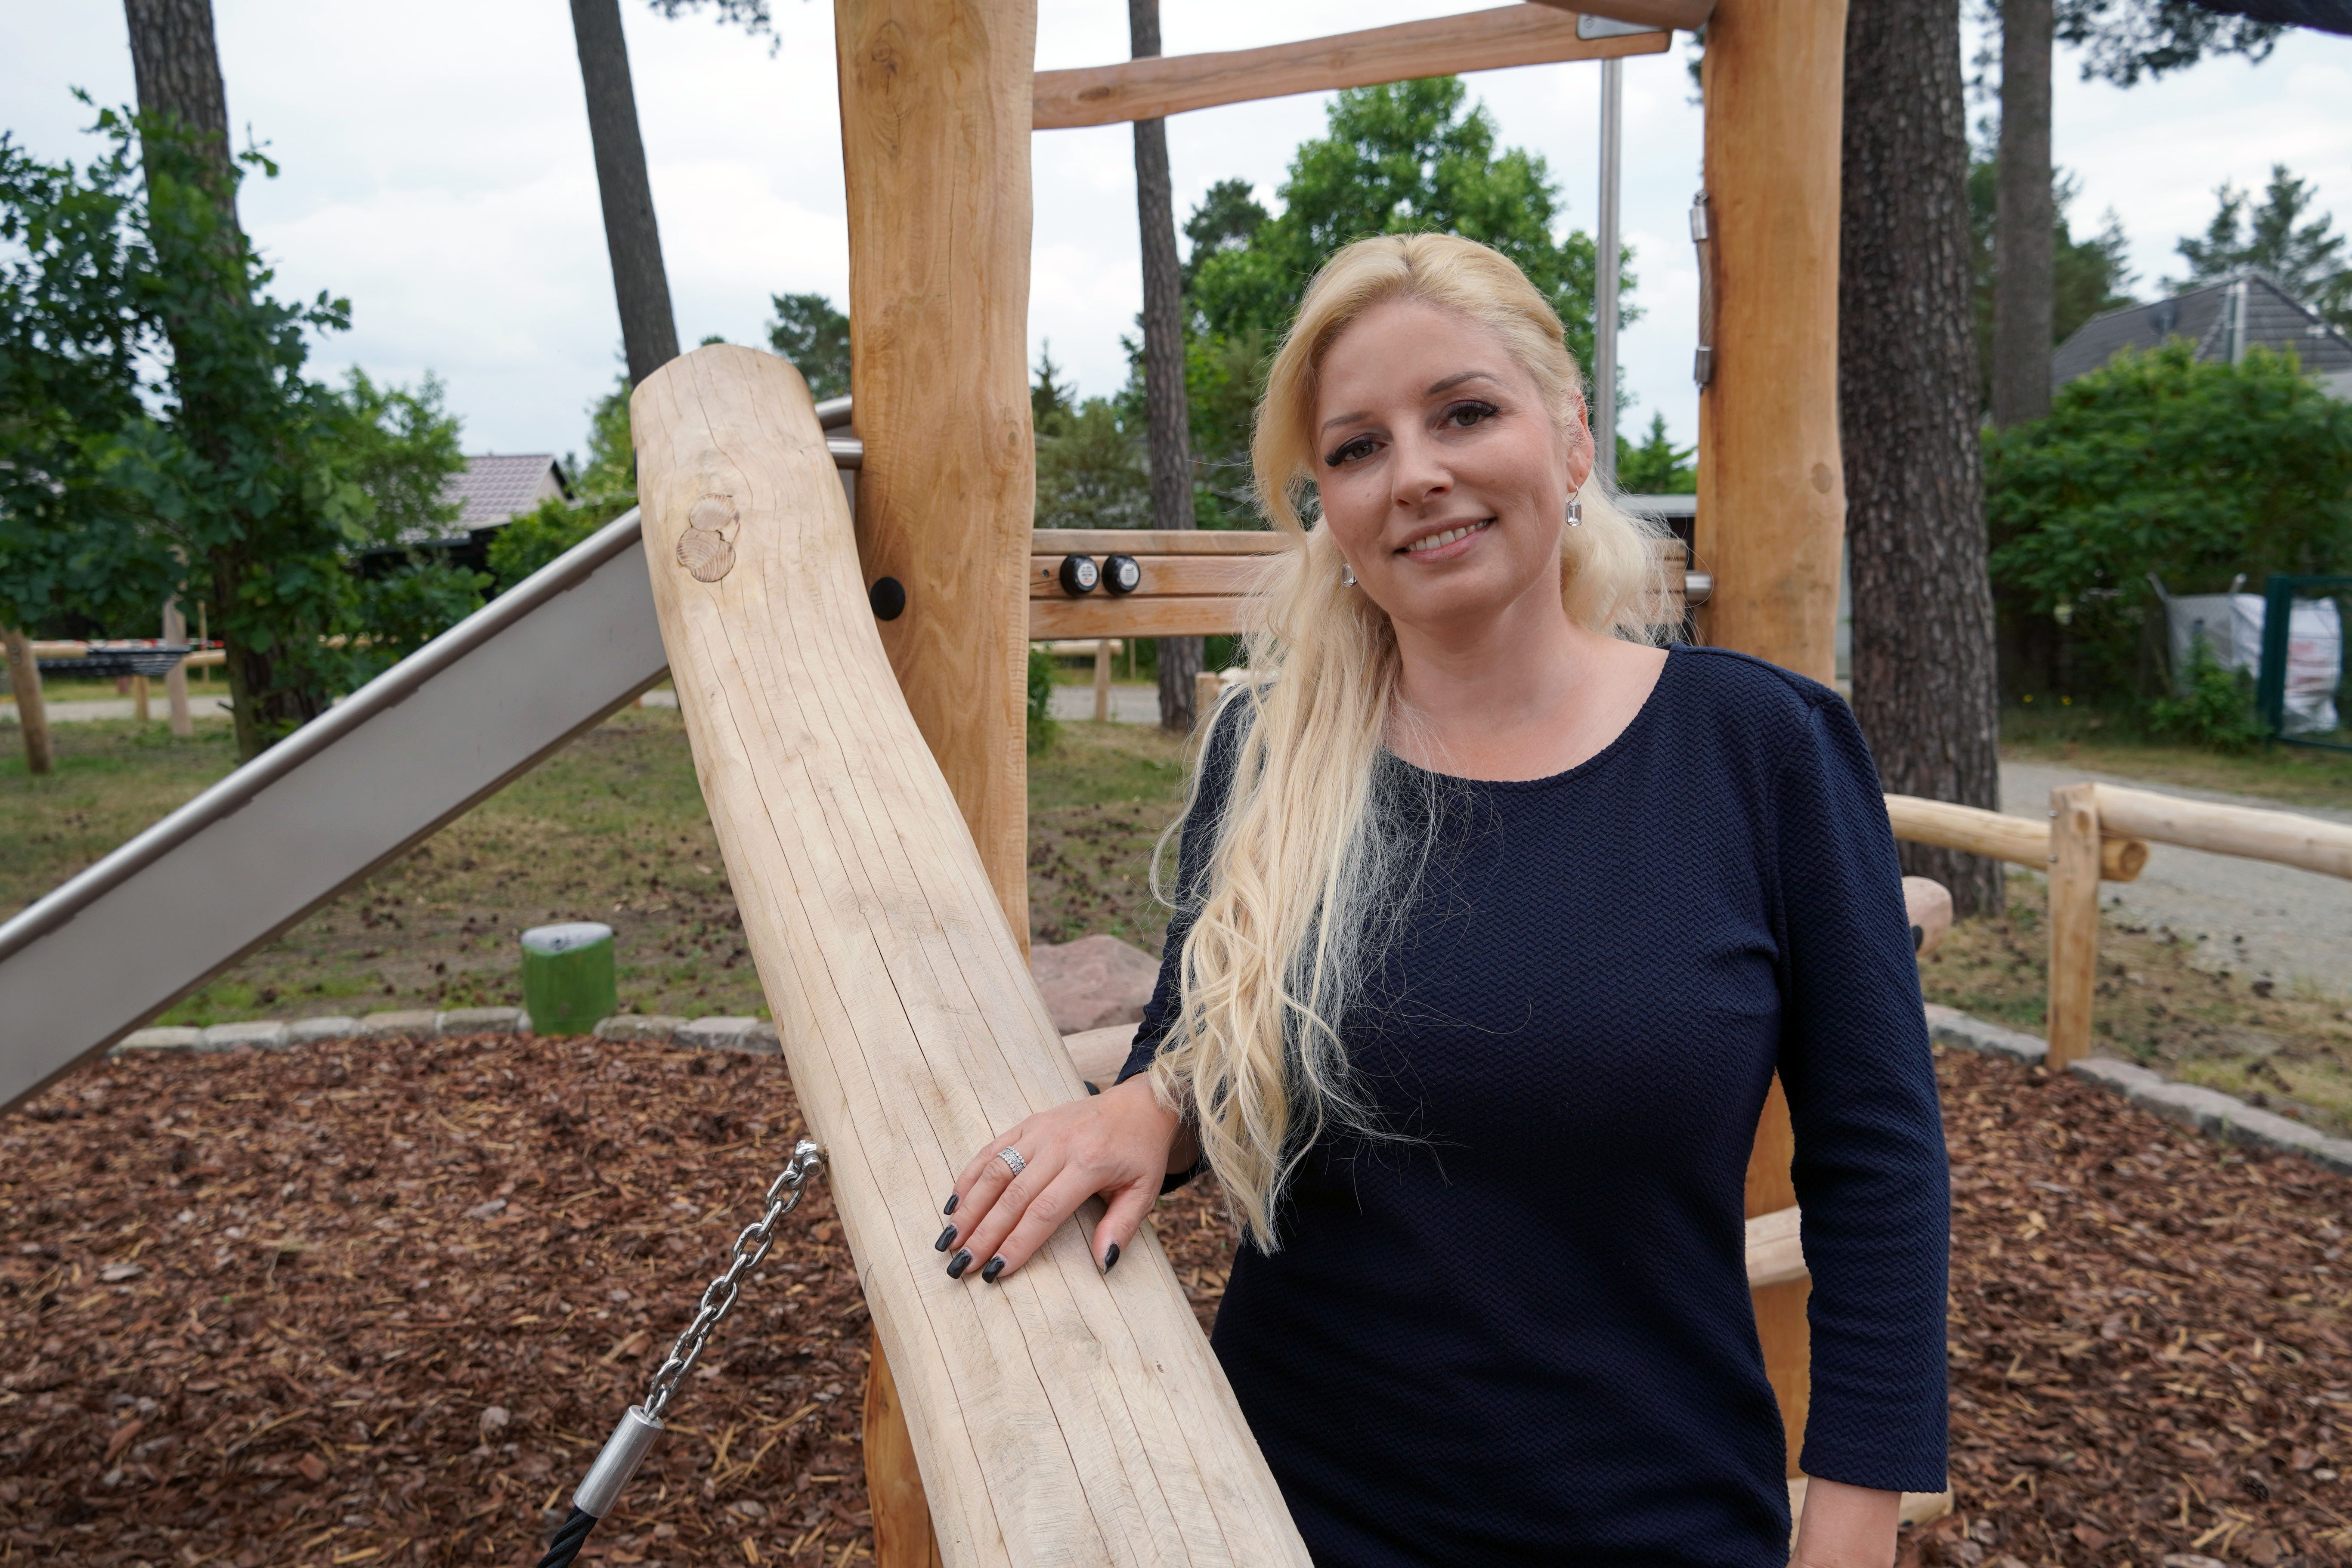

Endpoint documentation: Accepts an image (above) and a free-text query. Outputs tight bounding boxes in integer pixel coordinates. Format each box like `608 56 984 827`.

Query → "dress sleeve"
1114 693 1250 1089
1770 693 1952 1495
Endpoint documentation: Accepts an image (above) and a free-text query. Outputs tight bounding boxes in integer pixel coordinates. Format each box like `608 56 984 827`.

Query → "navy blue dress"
1117 645 1949 1567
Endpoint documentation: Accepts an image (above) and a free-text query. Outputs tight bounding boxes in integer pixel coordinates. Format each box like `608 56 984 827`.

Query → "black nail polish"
981 1256 1006 1283
943 1193 959 1215
1102 1242 1121 1274
947 1248 973 1279
934 1225 957 1253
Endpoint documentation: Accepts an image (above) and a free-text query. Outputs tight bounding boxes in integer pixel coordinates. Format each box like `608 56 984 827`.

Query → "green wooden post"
521 922 618 1035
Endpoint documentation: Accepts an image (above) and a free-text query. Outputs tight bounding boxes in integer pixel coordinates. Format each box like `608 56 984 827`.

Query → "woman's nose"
1389 430 1450 507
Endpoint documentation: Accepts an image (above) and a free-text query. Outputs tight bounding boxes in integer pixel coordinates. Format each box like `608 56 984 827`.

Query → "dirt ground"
9 1030 2352 1566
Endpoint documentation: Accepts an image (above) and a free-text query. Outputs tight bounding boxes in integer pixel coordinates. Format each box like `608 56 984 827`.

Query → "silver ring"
998 1147 1026 1178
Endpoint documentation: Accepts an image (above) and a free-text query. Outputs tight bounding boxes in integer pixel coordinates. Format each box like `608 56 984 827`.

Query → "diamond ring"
998 1147 1027 1178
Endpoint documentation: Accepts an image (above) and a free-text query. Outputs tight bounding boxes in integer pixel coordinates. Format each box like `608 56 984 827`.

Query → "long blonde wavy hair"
1148 233 1672 1246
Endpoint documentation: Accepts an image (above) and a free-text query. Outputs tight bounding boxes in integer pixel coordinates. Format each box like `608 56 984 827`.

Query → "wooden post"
3 628 53 776
632 344 1306 1567
835 2 1039 1556
1093 638 1112 722
131 674 151 724
864 1345 946 1568
1694 0 1850 1485
2046 782 2101 1070
164 601 192 738
1193 669 1222 727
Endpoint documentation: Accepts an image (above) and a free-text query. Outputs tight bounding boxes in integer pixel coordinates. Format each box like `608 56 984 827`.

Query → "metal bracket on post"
1690 189 1716 388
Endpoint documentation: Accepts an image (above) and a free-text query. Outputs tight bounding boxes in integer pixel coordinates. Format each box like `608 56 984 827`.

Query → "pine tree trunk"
1991 0 2055 428
1841 0 2006 918
570 0 680 388
1129 0 1202 733
124 0 235 187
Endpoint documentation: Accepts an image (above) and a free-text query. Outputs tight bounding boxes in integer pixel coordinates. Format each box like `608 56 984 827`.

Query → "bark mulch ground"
10 1032 2352 1567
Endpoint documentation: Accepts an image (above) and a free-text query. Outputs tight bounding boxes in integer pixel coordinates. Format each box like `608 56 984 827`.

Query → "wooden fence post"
1093 638 1112 723
165 600 193 738
1695 0 1851 1487
2046 782 2102 1070
3 628 53 776
835 0 1040 1557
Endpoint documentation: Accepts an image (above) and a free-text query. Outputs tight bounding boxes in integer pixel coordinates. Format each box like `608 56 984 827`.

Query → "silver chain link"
641 1137 825 1421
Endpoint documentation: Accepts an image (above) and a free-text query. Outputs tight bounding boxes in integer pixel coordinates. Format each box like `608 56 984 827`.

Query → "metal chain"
642 1136 824 1421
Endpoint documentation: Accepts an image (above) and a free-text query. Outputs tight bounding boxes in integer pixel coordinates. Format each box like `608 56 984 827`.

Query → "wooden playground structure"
627 0 1868 1559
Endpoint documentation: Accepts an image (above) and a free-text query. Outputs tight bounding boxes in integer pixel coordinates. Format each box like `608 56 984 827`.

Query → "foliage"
1025 643 1058 755
1966 152 2137 406
1985 341 2352 698
1036 400 1150 531
483 492 634 591
767 291 851 399
0 122 171 637
2052 0 2281 87
1614 413 1695 495
2169 164 2350 331
1148 79 1622 529
566 372 635 503
2145 636 2268 753
0 105 486 758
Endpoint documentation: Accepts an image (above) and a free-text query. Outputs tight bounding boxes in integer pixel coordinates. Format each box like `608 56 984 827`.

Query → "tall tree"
1843 0 2006 915
570 0 680 387
1992 0 2057 427
2170 163 2351 327
1988 0 2283 428
124 0 235 190
1129 0 1202 733
1967 154 2136 403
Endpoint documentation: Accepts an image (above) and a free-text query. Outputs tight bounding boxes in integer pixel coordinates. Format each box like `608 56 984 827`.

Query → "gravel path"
1 694 233 724
2001 759 2352 999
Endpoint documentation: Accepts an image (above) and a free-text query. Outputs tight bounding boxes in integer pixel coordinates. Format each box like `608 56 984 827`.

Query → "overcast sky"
5 3 2346 466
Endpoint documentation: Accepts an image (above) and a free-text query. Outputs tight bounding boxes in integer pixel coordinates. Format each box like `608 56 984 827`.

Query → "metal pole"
1593 56 1623 489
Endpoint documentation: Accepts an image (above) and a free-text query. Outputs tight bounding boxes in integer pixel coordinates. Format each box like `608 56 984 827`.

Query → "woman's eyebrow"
1426 369 1501 396
1320 409 1371 434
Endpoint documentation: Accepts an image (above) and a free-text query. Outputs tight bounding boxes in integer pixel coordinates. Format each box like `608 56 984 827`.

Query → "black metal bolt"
1102 553 1141 595
1058 555 1101 596
869 576 907 620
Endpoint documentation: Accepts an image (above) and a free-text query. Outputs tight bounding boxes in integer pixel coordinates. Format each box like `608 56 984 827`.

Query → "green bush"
485 493 634 592
2145 638 2268 753
1985 341 2352 704
1026 643 1058 755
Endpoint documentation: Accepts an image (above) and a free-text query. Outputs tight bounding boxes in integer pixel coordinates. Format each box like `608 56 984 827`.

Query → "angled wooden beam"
1034 5 1671 131
633 343 1309 1567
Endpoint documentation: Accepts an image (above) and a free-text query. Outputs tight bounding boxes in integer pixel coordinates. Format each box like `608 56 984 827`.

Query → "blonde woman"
932 234 1947 1566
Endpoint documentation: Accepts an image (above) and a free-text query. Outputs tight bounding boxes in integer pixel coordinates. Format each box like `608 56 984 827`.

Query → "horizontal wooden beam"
1031 596 1261 640
1886 793 2148 883
2094 782 2352 882
1034 6 1671 131
1034 529 1284 556
1029 555 1272 600
1531 0 1716 29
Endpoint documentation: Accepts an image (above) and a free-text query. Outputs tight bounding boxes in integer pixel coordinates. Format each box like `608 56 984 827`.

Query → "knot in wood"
678 493 740 583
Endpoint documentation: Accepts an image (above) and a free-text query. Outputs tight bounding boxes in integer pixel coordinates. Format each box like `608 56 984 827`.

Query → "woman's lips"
1399 518 1493 561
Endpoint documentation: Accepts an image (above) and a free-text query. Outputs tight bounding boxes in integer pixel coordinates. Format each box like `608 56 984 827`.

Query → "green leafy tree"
2169 164 2349 330
1966 152 2136 408
1985 341 2352 700
1614 413 1695 495
1165 78 1624 527
566 371 636 503
489 375 641 589
0 107 485 759
1036 400 1150 532
767 291 851 399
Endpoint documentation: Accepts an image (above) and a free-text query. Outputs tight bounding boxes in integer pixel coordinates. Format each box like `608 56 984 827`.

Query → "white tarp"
2165 591 2342 733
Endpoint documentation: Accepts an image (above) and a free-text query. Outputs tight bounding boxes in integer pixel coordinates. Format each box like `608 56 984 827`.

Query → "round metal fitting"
1058 555 1101 596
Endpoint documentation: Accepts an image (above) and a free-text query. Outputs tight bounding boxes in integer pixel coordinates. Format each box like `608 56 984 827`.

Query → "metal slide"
0 401 857 1115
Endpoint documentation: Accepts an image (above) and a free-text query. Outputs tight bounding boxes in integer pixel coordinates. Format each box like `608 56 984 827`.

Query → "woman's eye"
1325 436 1379 467
1442 401 1499 430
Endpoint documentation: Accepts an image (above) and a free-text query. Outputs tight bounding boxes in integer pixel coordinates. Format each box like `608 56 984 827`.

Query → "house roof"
443 454 570 529
2053 271 2352 387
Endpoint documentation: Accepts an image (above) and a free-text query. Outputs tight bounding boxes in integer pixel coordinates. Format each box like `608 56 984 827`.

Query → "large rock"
1029 934 1161 1036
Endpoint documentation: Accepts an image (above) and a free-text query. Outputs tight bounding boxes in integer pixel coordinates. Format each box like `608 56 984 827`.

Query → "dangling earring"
1339 560 1358 587
1566 498 1584 527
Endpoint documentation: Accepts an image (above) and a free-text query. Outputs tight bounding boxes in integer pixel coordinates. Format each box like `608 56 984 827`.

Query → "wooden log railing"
1032 6 1673 131
634 344 1309 1566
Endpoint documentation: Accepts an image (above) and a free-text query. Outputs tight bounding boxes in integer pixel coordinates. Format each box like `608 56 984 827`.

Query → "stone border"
1927 1002 2352 1178
114 1008 779 1056
117 1001 2352 1178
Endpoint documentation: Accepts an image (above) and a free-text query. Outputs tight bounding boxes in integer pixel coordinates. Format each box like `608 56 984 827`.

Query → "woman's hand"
932 1076 1199 1283
1790 1477 1901 1568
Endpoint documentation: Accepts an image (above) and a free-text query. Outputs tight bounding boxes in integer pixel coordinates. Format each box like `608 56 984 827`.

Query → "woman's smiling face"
1312 296 1591 639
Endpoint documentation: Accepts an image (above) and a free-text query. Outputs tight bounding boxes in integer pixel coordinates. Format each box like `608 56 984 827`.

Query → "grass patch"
6 708 1198 1029
2000 701 2352 809
1923 879 2352 1135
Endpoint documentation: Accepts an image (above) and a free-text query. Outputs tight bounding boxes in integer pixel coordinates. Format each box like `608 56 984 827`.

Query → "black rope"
535 1505 598 1568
